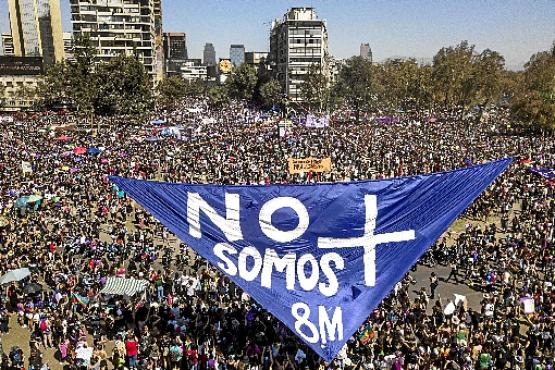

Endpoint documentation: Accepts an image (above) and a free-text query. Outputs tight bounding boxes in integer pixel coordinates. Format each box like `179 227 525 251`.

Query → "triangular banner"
110 158 511 361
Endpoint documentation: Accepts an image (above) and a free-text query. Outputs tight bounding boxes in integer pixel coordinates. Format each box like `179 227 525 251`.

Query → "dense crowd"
0 99 553 370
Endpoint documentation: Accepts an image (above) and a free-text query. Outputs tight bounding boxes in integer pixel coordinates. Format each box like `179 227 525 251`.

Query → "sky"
1 0 554 70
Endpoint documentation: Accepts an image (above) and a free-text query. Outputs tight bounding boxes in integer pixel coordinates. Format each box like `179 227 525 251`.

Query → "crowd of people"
0 99 553 370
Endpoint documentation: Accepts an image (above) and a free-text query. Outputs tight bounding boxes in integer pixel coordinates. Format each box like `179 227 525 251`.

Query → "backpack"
39 320 48 332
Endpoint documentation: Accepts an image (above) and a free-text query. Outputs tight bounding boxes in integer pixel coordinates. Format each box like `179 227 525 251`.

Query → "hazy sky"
1 0 553 69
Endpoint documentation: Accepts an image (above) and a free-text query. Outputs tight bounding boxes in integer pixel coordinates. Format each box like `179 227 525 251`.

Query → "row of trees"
38 37 152 117
32 38 554 129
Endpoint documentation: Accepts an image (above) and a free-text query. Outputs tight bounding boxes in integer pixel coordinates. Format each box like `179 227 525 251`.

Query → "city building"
62 32 74 60
0 56 43 111
269 7 330 101
179 59 207 82
229 44 245 67
1 34 15 56
163 32 187 60
163 32 188 76
152 0 164 81
245 51 268 66
7 0 64 65
203 43 216 66
69 0 159 81
360 43 372 62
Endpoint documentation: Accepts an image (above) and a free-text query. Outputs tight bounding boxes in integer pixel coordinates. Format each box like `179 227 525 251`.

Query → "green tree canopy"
511 45 555 130
259 79 283 108
334 56 376 121
226 64 258 101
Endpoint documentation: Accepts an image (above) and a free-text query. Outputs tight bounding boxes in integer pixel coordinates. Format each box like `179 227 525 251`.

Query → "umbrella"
150 119 165 125
55 135 71 142
23 282 42 295
73 147 86 155
15 196 29 209
87 147 101 156
26 194 42 203
60 151 72 157
0 268 31 285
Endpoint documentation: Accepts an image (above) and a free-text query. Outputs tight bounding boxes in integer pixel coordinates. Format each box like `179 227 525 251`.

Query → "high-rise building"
360 43 372 62
269 7 330 101
163 33 187 60
8 0 64 65
62 32 73 60
70 0 159 80
152 0 164 81
1 34 15 56
203 43 216 66
245 51 268 66
229 44 245 67
163 32 188 76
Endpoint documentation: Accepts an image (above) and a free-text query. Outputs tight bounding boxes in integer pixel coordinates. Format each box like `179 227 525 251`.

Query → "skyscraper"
70 0 158 80
163 32 188 76
1 34 15 56
229 44 245 67
269 7 330 101
360 43 372 62
164 33 188 60
203 43 216 66
8 0 64 65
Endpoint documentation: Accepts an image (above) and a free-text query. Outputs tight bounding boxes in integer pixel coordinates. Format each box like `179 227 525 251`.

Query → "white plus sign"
318 195 415 286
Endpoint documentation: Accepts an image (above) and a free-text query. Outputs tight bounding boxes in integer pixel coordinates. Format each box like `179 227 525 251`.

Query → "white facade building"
269 7 330 101
69 0 162 82
180 60 207 82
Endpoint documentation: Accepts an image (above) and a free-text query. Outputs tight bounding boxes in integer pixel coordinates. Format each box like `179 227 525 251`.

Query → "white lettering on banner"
319 253 344 297
212 243 344 296
319 306 343 344
213 243 238 275
318 195 415 286
261 249 296 289
187 192 243 241
297 254 319 291
292 302 320 343
291 302 344 344
259 197 309 243
238 246 263 281
196 192 417 346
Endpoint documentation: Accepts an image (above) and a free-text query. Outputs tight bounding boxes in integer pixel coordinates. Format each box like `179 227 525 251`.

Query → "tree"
157 76 187 109
474 49 505 108
94 55 153 115
68 35 98 117
259 79 283 108
36 61 74 109
432 41 479 112
334 56 375 122
226 63 258 101
511 46 555 130
300 64 329 110
183 80 206 97
207 86 229 108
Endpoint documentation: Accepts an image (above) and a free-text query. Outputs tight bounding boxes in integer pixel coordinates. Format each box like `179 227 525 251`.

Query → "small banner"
288 157 332 174
21 161 32 174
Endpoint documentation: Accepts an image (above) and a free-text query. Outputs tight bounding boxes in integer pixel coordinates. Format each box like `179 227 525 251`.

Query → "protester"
0 99 553 370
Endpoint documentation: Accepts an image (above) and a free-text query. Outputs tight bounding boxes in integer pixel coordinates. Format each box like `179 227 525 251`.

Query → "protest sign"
110 158 511 361
288 157 332 174
21 161 32 174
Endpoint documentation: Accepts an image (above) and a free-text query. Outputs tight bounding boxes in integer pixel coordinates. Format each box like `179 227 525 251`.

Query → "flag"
529 167 555 180
358 323 375 345
72 293 89 307
109 158 511 361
